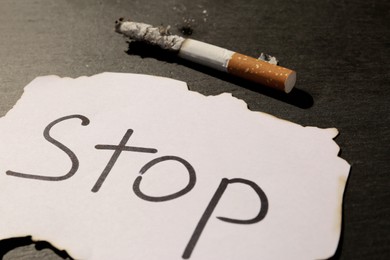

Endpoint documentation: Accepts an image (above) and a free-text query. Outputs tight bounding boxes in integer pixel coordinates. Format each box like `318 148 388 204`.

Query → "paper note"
0 73 350 259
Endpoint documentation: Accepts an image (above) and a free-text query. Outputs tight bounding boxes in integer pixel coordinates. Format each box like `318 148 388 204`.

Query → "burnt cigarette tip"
115 17 126 32
115 17 123 25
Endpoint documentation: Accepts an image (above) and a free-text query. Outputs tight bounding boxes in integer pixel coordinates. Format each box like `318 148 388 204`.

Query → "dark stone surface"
0 0 389 259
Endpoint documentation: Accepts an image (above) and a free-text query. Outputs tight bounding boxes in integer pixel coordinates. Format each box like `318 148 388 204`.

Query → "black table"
1 0 389 259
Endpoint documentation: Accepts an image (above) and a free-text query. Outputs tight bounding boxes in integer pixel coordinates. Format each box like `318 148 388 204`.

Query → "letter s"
6 114 90 181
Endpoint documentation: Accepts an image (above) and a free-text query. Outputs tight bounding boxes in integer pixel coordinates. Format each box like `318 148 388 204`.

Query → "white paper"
0 73 350 259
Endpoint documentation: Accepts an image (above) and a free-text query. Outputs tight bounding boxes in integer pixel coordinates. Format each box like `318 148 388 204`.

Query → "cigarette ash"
179 18 194 36
258 53 279 65
180 25 193 36
172 4 209 36
115 18 185 51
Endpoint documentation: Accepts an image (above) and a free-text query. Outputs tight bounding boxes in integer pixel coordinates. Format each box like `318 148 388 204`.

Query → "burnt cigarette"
115 18 296 93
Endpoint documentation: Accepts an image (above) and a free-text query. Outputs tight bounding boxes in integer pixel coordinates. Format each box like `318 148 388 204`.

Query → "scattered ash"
179 24 193 36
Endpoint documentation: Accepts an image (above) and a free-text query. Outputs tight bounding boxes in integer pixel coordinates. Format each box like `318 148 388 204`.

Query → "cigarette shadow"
0 236 73 259
125 41 313 109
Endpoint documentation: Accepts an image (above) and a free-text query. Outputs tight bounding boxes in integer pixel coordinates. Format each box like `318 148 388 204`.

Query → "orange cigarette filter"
227 53 296 93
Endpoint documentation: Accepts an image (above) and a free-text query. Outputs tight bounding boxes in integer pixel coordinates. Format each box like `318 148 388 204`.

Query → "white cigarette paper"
115 18 296 93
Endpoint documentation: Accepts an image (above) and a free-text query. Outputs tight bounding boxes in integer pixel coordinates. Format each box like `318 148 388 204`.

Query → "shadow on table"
0 236 73 259
125 41 314 109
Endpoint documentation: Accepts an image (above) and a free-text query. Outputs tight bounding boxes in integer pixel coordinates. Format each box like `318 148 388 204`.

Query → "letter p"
182 178 268 259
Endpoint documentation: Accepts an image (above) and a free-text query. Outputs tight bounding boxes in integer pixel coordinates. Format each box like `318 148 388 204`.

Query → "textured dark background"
0 0 389 259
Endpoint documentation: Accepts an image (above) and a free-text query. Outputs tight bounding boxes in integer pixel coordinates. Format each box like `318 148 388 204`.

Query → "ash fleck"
180 25 193 36
178 17 196 36
258 53 279 65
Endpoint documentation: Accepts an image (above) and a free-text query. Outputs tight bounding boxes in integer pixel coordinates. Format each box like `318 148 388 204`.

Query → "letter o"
133 156 196 202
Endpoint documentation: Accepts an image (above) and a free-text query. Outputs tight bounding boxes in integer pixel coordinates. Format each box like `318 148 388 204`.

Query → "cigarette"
115 18 296 93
